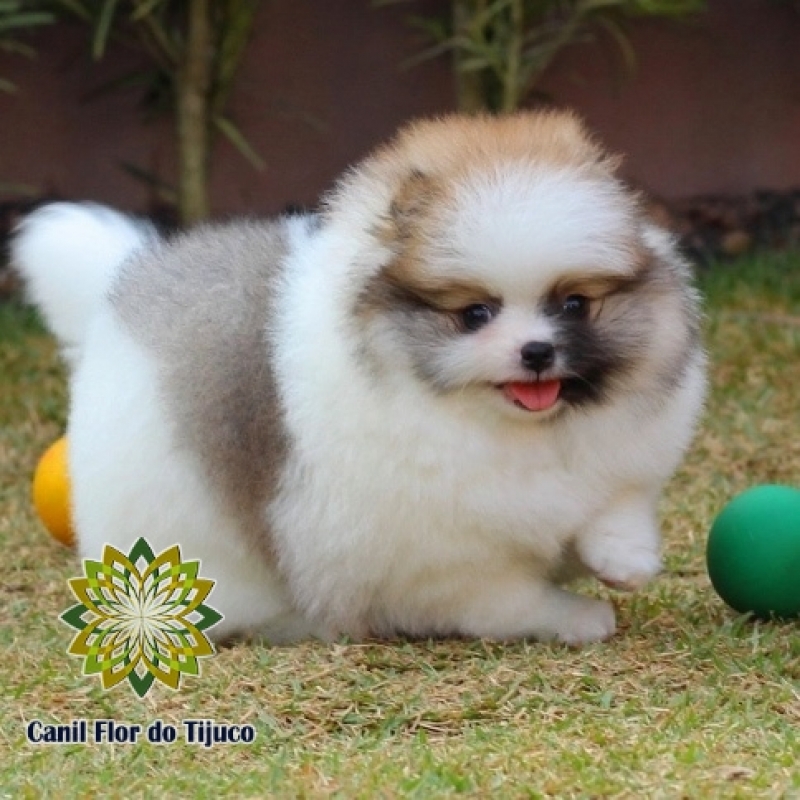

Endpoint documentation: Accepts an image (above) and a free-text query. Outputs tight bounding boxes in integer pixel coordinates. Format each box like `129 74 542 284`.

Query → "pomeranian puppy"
14 111 705 645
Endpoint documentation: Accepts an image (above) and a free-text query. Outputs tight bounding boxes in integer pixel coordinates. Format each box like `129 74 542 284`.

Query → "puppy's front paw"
576 497 663 592
578 535 662 591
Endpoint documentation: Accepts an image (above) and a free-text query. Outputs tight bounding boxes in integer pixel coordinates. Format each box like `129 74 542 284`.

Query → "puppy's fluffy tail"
12 202 157 362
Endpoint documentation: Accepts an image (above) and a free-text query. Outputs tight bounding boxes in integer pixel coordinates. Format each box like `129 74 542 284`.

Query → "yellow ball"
32 436 75 547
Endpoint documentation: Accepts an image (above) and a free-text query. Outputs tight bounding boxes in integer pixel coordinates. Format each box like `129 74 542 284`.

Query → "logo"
61 538 222 697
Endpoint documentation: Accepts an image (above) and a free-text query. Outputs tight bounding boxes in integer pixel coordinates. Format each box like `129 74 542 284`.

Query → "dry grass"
1 253 799 798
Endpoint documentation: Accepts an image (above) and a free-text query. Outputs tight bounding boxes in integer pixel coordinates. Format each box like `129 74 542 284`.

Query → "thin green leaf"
400 38 458 69
133 4 180 65
626 0 705 15
213 115 265 171
119 161 177 204
92 0 119 60
51 0 92 21
596 15 637 73
407 14 450 42
213 0 261 115
131 0 168 21
0 13 55 32
80 67 165 102
457 55 494 72
0 77 17 92
0 181 38 195
578 0 628 12
468 0 515 33
0 39 36 58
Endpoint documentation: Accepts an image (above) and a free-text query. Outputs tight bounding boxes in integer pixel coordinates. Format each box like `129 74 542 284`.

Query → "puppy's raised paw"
579 537 662 592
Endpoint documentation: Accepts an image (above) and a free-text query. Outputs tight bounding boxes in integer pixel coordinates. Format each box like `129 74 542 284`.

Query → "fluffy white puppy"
14 111 705 645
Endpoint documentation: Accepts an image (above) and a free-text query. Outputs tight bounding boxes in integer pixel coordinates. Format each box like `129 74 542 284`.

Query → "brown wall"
1 0 799 217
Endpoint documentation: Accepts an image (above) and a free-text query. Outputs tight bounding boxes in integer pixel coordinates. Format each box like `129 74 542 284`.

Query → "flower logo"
61 538 223 697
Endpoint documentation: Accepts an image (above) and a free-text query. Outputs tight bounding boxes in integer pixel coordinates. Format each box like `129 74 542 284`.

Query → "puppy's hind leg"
446 569 616 645
68 308 314 644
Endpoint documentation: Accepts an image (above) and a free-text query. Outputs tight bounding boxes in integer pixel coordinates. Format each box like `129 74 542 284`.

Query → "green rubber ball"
706 485 800 619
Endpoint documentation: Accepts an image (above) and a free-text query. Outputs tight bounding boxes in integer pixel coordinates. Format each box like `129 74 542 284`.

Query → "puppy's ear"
377 170 440 247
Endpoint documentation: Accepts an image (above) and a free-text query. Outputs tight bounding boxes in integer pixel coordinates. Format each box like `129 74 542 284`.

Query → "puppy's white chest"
289 412 601 573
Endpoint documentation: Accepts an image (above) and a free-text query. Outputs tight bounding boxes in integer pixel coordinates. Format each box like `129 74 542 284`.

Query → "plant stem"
452 0 488 113
501 0 523 113
176 0 213 224
212 0 261 119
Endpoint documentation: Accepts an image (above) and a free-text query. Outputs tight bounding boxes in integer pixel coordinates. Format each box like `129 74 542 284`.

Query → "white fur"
440 166 639 295
15 131 705 646
12 203 156 364
69 307 316 642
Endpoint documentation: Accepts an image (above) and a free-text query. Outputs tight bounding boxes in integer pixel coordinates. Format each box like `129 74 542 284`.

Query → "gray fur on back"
111 218 301 557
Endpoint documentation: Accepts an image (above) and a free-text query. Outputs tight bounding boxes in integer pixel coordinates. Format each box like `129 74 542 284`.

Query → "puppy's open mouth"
498 380 562 412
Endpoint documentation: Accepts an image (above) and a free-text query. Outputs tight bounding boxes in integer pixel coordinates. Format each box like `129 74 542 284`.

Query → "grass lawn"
1 252 798 797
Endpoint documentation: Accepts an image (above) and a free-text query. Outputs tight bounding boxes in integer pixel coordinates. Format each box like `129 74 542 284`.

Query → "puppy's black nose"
520 341 556 372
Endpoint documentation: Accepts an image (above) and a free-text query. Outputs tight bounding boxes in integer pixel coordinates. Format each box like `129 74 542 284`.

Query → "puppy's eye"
561 294 589 318
460 303 495 332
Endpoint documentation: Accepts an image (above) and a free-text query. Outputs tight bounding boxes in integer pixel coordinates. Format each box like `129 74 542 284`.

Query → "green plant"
58 0 264 224
380 0 706 113
0 0 59 93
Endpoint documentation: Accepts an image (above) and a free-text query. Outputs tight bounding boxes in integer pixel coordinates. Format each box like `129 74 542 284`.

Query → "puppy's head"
345 112 700 421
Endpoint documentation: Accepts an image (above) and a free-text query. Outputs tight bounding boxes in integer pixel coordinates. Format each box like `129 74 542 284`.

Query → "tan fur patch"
364 165 496 318
386 259 497 311
550 271 641 303
374 170 444 250
356 253 498 321
372 110 619 189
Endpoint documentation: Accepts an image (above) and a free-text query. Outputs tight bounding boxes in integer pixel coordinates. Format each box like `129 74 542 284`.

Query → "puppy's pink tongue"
504 380 561 412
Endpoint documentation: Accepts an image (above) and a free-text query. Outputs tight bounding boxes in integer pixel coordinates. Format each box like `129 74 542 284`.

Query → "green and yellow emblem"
61 538 222 697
